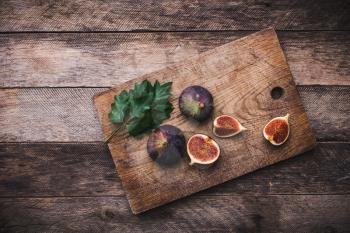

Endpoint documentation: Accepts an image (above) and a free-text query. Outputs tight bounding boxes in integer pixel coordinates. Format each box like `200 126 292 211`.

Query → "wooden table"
0 1 349 232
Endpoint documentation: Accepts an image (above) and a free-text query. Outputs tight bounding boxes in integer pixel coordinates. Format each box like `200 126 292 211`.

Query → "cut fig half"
263 114 290 146
213 115 247 138
187 134 220 168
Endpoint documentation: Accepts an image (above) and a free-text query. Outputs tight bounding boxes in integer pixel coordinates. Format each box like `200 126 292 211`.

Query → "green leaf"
153 81 172 104
127 110 154 136
131 80 153 100
108 90 130 124
152 81 173 125
152 103 171 111
152 103 173 126
108 79 173 137
129 82 154 118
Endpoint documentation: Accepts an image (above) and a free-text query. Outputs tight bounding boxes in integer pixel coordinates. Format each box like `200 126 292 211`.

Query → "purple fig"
147 125 186 166
179 85 214 122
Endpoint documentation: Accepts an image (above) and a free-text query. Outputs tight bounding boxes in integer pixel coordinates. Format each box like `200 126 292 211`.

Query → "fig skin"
263 114 290 146
187 134 220 169
179 86 214 122
213 115 247 138
147 125 186 166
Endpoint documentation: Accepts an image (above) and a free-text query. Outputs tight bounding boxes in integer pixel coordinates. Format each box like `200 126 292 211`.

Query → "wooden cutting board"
94 28 316 214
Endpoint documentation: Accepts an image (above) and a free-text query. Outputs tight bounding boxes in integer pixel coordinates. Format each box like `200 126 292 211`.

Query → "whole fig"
147 125 186 166
179 85 214 122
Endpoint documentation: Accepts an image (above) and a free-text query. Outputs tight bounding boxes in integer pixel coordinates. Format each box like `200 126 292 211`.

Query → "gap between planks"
0 193 349 199
1 29 350 34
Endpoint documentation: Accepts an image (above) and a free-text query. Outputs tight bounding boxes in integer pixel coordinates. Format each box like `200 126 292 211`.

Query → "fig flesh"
147 125 186 165
187 134 220 167
263 114 290 146
179 86 213 122
213 115 247 138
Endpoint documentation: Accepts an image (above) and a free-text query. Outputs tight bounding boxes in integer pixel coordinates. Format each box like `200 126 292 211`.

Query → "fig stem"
284 113 290 120
241 125 248 131
105 120 128 144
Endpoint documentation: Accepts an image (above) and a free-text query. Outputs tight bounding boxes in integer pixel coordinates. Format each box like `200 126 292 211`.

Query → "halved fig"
263 114 290 146
187 134 220 168
179 86 214 122
213 115 247 138
147 125 186 166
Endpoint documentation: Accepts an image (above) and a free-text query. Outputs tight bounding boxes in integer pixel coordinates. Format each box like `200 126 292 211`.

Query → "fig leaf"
108 90 130 124
108 80 173 137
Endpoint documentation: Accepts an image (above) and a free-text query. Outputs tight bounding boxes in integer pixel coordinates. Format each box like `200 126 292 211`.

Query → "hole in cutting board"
271 86 284 99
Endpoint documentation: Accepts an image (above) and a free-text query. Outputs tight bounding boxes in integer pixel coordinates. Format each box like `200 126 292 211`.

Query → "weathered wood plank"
1 31 349 87
0 0 349 31
0 143 121 197
0 86 349 142
0 195 349 232
0 143 349 197
0 88 105 142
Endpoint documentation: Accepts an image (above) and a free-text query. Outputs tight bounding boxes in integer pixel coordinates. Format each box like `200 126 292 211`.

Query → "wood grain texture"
0 0 348 230
1 195 349 232
1 31 349 87
0 88 105 142
0 143 349 197
0 143 121 197
1 86 349 142
94 29 316 213
0 0 349 31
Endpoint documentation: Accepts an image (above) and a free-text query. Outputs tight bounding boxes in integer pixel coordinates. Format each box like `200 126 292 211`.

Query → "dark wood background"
0 0 349 232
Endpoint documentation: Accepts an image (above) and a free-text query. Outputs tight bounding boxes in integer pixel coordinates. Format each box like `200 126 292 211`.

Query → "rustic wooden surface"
1 31 350 87
1 195 349 232
94 29 316 213
0 0 349 31
0 0 349 231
